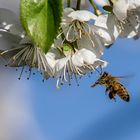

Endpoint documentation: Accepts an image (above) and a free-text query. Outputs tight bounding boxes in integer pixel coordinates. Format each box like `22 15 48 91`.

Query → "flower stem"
89 0 97 11
76 0 81 10
88 0 102 15
67 0 71 7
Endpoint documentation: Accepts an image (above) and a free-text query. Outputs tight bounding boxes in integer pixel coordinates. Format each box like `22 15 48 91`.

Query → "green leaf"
103 5 113 13
20 0 63 53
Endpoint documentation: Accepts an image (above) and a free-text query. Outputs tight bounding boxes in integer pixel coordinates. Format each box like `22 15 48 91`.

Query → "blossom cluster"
0 0 140 87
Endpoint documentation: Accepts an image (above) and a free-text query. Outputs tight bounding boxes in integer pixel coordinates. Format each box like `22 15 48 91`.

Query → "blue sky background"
30 38 140 140
0 0 140 140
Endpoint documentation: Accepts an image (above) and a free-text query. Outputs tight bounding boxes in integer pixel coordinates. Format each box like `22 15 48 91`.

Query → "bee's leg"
106 85 112 95
108 92 113 99
105 87 110 95
108 91 116 101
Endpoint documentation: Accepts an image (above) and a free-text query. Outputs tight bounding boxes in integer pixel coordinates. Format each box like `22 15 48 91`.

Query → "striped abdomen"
112 82 130 102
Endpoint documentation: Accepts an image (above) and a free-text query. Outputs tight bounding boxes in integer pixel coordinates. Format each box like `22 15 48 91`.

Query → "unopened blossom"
112 0 140 38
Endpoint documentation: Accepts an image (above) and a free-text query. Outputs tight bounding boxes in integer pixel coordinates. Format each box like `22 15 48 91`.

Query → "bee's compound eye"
104 72 108 75
102 72 108 77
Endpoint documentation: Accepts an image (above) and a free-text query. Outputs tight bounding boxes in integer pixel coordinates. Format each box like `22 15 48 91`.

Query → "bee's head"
91 72 109 87
100 72 108 78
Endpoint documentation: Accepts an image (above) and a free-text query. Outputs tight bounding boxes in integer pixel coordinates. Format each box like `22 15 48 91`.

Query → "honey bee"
91 72 130 102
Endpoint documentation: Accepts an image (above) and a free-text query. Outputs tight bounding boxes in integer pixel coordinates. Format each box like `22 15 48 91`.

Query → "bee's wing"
113 75 134 87
114 74 134 81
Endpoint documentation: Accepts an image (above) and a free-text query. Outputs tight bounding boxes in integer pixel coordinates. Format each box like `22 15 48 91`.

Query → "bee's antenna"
99 65 103 75
94 68 101 75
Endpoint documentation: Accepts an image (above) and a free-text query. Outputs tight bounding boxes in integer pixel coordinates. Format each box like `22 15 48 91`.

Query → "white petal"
63 8 74 16
94 14 120 45
107 14 120 39
128 0 140 10
120 10 140 38
0 31 21 51
62 8 74 25
0 8 18 25
45 52 57 69
94 15 108 28
48 44 64 60
93 26 113 45
0 8 23 36
79 48 97 64
9 24 24 37
72 51 84 67
54 56 70 77
77 34 103 57
68 10 97 22
113 0 129 21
